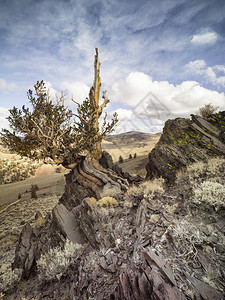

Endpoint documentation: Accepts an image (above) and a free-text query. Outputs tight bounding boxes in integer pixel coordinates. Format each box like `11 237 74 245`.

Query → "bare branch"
99 90 110 117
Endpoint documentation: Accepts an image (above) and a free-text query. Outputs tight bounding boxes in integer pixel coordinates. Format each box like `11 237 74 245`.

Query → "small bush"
197 103 218 119
0 268 22 292
97 196 118 207
118 155 124 163
193 181 225 211
18 193 22 199
37 239 82 281
31 184 39 199
184 158 225 184
134 153 137 158
89 196 118 208
124 178 164 206
100 186 121 200
129 154 132 159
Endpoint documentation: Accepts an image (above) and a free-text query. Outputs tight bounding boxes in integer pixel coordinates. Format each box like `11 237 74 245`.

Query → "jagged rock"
185 273 223 300
52 203 86 244
73 198 116 249
100 150 144 183
13 216 64 279
12 223 35 279
34 211 43 220
146 112 225 181
112 248 187 300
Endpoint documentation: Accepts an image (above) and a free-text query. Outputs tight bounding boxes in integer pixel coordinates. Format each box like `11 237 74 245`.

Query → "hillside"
102 131 160 175
1 157 224 299
0 115 224 299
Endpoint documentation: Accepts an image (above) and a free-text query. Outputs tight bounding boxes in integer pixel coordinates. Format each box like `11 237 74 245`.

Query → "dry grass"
97 196 118 207
37 239 82 282
0 194 60 292
177 157 225 184
124 178 164 206
89 196 118 208
102 135 159 163
193 181 225 211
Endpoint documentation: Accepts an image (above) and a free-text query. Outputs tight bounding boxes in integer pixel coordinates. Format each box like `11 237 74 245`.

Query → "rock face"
146 111 225 181
99 150 143 183
13 153 130 278
8 126 225 299
13 215 65 279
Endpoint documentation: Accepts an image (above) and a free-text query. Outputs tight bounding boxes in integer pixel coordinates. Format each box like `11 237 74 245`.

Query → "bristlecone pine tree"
1 49 117 167
1 49 128 194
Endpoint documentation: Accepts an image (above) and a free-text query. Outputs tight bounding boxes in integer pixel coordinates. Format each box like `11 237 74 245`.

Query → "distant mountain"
105 131 161 145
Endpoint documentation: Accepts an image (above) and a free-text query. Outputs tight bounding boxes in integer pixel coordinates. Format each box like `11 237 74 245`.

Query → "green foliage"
74 97 118 156
118 155 124 163
1 81 118 166
197 103 218 119
1 81 72 160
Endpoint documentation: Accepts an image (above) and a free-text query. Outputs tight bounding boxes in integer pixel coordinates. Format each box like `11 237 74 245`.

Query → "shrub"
129 154 132 159
97 196 118 207
89 197 97 205
192 181 225 211
18 193 22 199
0 268 22 292
124 178 164 206
37 239 82 281
31 184 39 199
89 196 118 208
118 155 124 163
184 158 225 184
99 186 121 200
134 153 137 158
197 103 218 119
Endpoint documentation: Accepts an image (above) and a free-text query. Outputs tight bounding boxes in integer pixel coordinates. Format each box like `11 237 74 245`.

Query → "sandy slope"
0 173 67 209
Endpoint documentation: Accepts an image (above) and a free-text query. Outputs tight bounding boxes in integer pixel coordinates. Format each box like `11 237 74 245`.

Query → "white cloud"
107 72 225 133
0 79 17 93
44 81 59 99
0 107 10 131
110 72 225 120
191 29 220 45
61 81 90 104
114 108 133 120
185 60 225 87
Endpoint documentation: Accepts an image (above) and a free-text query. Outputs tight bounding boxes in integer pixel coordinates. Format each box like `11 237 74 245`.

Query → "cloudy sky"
0 0 225 133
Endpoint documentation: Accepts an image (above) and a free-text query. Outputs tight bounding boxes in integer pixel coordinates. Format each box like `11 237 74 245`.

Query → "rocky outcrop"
146 111 225 181
7 156 225 299
99 150 143 183
12 213 65 279
13 153 130 278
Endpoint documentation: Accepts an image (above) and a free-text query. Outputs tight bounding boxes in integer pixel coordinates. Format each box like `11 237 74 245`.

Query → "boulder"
52 203 86 244
146 112 225 181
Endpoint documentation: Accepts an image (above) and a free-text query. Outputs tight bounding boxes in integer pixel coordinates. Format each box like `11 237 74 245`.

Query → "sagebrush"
37 239 82 281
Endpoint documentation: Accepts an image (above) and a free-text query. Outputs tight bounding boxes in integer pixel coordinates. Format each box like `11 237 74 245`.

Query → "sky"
0 0 225 134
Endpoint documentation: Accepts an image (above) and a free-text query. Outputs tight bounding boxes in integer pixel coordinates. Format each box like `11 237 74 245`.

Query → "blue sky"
0 0 225 133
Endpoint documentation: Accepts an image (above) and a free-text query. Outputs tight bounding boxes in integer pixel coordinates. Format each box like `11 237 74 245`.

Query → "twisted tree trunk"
13 49 131 277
